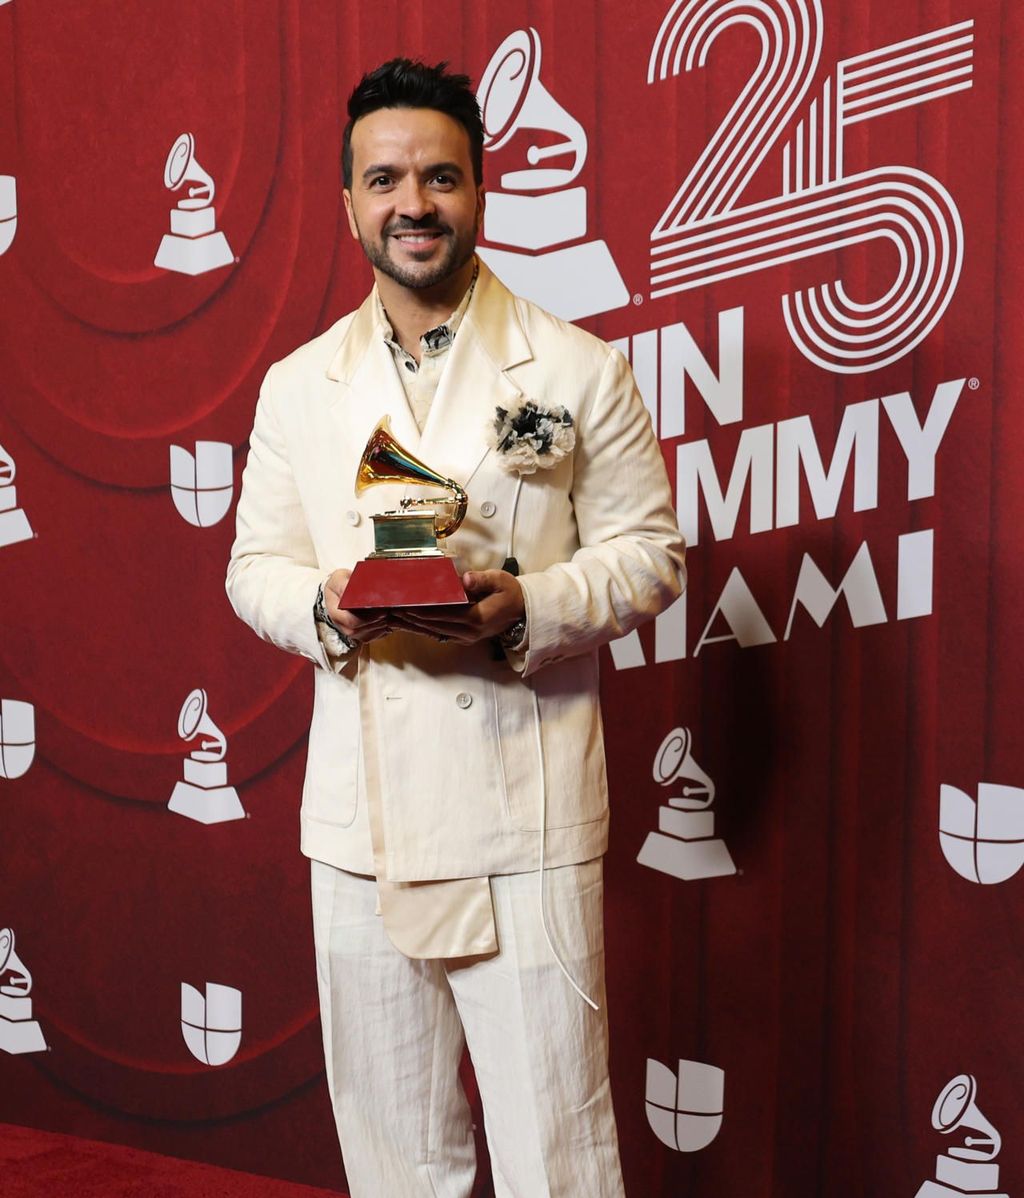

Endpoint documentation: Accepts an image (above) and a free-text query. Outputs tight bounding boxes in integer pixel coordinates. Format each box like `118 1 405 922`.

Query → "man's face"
343 107 484 292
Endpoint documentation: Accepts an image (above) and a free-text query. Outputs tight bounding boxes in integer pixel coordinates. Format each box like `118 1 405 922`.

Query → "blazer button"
455 692 473 709
480 500 497 518
345 510 361 527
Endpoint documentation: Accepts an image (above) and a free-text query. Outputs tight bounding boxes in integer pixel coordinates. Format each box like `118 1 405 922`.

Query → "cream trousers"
310 857 626 1198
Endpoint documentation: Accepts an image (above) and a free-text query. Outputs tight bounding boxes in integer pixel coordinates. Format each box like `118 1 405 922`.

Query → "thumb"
462 570 499 596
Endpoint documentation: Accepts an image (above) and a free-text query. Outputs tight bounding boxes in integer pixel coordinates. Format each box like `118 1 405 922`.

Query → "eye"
430 173 456 188
368 174 393 189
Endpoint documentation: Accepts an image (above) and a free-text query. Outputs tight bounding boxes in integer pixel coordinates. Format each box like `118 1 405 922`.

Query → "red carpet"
0 1124 344 1197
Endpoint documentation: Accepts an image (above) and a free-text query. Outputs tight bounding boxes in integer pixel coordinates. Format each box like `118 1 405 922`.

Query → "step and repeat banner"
1 1 1020 1194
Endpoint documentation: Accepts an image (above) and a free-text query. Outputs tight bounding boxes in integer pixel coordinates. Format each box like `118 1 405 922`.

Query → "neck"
375 257 476 356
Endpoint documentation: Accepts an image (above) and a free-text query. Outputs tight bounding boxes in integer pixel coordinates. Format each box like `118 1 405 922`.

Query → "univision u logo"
180 982 241 1066
645 1058 724 1152
0 700 35 780
169 442 234 528
0 175 15 255
939 783 1024 885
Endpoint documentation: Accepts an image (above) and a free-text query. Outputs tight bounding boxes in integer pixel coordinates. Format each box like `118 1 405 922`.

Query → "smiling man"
345 105 480 289
227 59 686 1197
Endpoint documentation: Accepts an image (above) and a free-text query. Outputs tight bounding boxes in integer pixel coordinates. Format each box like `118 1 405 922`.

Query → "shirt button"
480 500 497 518
455 692 473 709
345 510 361 527
404 359 416 372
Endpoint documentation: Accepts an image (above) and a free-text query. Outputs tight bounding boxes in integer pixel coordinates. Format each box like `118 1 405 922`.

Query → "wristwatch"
498 615 528 650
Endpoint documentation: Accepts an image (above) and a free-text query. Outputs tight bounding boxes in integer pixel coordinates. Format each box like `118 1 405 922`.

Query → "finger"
388 614 456 636
462 570 503 598
391 606 477 628
337 615 390 639
390 616 475 642
346 627 392 646
346 610 390 626
402 595 510 630
359 626 394 643
325 571 352 604
393 605 480 627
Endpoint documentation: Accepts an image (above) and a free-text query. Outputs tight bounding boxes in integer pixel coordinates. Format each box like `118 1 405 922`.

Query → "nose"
395 177 436 221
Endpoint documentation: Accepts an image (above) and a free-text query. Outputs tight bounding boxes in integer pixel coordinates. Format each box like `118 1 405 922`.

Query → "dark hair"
342 58 484 189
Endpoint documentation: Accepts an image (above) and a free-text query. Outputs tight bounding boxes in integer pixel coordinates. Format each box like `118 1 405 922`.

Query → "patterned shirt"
376 262 478 432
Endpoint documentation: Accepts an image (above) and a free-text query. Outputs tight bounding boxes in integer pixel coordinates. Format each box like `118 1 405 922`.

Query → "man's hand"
323 568 393 644
389 570 525 645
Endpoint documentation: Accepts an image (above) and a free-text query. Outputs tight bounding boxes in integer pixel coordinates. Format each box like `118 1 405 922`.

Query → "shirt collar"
376 259 479 355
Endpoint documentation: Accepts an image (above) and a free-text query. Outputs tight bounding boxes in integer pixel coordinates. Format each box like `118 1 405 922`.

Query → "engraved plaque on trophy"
340 417 469 609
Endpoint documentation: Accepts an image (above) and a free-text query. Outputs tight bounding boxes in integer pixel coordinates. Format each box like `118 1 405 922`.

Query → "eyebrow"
361 161 465 182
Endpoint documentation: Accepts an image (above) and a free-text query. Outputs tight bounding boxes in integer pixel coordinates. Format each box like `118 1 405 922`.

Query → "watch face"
500 618 527 648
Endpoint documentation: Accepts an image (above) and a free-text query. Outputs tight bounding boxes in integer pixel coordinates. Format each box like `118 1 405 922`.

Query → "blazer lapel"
418 262 534 487
323 263 534 492
325 291 421 452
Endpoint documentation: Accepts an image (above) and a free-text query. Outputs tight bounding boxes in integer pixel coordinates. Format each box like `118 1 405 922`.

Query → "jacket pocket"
302 670 360 828
494 653 608 831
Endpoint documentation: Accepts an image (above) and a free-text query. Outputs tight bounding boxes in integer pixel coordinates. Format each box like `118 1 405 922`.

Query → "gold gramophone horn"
355 416 468 537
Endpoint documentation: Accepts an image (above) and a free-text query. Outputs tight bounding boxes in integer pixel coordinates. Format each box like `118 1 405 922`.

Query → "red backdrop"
1 1 1021 1195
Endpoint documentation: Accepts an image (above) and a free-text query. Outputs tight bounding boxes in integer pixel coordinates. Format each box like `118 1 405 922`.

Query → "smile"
390 231 446 244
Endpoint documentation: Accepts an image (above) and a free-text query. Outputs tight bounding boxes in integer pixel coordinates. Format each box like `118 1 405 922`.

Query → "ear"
475 182 485 230
342 189 359 240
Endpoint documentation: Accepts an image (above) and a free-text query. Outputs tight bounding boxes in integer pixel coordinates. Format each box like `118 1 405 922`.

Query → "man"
227 58 685 1197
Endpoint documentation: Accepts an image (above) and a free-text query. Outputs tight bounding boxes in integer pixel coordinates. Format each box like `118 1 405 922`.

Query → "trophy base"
155 230 234 276
0 506 33 547
341 555 468 609
0 1017 47 1055
168 782 245 824
638 831 736 880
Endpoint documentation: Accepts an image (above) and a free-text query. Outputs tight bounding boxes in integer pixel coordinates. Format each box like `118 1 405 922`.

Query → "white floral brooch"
491 401 575 475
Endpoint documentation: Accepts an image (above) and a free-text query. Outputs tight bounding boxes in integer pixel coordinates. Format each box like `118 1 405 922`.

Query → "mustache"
384 216 453 237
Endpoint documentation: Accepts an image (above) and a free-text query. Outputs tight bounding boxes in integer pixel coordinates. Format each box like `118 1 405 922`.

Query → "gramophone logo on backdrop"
0 929 48 1055
0 443 33 548
180 982 241 1066
168 688 245 824
154 133 234 276
169 442 234 528
939 783 1024 885
915 1075 1009 1198
646 1058 724 1152
0 699 34 780
0 173 15 255
638 727 736 880
476 28 628 322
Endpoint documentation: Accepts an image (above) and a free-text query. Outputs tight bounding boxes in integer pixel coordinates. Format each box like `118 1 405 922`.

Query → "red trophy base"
341 556 468 609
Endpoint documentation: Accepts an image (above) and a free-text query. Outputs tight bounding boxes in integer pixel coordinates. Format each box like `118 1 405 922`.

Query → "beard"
355 215 477 290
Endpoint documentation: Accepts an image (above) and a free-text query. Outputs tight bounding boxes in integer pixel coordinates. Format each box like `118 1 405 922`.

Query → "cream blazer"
226 263 686 882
